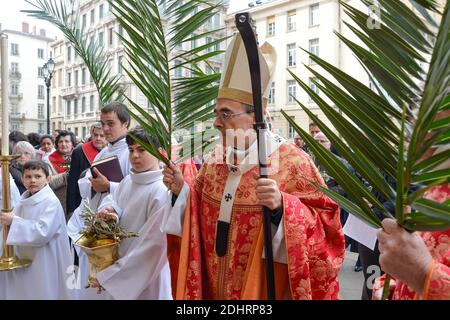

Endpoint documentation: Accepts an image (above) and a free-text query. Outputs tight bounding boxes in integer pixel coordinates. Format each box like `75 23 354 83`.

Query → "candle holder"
0 155 31 271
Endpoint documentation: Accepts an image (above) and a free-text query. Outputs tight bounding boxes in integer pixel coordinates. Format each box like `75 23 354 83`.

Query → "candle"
1 34 9 156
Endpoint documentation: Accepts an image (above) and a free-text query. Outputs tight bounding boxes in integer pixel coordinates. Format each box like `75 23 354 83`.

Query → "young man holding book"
89 126 172 299
67 102 131 299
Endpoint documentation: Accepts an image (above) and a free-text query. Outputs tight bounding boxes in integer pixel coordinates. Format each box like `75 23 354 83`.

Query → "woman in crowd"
36 135 56 161
9 141 36 194
46 130 75 219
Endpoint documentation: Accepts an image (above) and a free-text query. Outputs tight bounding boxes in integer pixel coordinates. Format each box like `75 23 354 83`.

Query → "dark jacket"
66 144 91 214
9 164 26 195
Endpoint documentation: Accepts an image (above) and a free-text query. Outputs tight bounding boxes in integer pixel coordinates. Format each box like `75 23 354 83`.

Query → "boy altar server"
91 126 172 299
0 161 73 299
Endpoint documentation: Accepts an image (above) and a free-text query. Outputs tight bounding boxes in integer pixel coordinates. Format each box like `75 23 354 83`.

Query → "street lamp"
42 58 55 134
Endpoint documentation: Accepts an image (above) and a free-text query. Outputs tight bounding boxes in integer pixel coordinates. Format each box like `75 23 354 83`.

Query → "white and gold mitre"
217 34 277 106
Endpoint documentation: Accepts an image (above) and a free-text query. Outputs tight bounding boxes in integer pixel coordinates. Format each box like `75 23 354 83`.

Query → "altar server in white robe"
0 160 73 300
67 102 131 299
91 126 172 299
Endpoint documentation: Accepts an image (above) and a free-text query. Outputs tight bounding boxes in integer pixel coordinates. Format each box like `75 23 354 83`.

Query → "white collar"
130 169 163 185
20 184 52 205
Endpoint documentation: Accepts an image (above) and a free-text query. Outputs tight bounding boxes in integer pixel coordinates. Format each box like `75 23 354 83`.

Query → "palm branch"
23 0 123 104
283 0 449 298
109 0 227 163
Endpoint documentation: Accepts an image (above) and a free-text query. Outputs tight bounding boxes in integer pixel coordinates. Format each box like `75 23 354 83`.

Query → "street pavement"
339 250 365 300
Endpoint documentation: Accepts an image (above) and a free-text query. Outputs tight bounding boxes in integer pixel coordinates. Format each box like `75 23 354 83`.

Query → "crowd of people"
0 34 448 300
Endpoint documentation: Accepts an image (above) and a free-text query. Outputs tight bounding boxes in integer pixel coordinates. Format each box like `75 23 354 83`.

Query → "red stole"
48 151 70 174
82 141 100 164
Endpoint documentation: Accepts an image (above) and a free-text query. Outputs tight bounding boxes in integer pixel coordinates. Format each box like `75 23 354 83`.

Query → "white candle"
1 34 9 156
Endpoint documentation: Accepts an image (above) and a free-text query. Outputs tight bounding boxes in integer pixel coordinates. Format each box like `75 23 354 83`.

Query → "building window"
205 36 213 53
11 43 19 56
90 94 94 111
309 77 320 101
288 116 296 139
38 48 44 59
99 31 104 47
67 46 72 62
118 56 123 74
287 10 296 32
82 127 87 140
67 72 71 87
118 24 123 44
75 70 79 86
99 4 104 19
82 97 86 113
67 100 71 115
52 96 56 113
287 80 296 104
11 84 18 95
38 123 45 134
309 38 319 63
74 99 79 114
174 59 182 77
38 67 44 78
38 104 45 118
191 34 197 49
267 16 275 37
268 82 275 105
287 43 296 67
38 85 44 99
108 27 113 46
82 14 87 29
309 4 319 27
90 9 95 25
58 69 62 87
82 68 86 85
11 63 19 74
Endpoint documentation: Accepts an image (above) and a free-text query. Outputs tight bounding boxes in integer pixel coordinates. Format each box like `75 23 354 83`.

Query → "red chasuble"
373 183 450 300
81 140 100 164
48 150 70 174
176 143 345 300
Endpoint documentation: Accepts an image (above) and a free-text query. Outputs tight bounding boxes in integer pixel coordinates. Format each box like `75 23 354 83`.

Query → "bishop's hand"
255 177 282 211
162 161 184 196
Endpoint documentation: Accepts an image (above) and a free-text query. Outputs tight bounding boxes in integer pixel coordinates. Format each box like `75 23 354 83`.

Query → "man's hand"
89 168 110 193
255 178 282 211
377 218 433 294
0 211 14 226
96 207 118 222
162 161 184 196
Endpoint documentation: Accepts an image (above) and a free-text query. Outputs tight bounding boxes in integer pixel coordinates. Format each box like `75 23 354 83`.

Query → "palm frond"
23 0 122 104
110 0 226 162
284 0 449 231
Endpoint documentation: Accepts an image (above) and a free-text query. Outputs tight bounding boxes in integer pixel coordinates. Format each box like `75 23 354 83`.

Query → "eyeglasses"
17 151 32 157
213 108 254 121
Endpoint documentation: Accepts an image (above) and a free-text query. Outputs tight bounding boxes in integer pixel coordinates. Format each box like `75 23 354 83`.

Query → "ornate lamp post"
42 58 55 134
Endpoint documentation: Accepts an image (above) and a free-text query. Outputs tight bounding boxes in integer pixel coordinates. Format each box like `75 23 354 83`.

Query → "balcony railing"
9 93 23 100
61 86 81 99
10 112 25 119
10 71 22 79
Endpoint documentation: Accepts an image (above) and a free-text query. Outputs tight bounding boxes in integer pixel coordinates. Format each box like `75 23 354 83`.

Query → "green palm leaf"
284 0 449 298
110 0 226 163
23 0 122 104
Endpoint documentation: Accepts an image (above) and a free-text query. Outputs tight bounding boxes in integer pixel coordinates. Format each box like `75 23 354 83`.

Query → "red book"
90 156 124 182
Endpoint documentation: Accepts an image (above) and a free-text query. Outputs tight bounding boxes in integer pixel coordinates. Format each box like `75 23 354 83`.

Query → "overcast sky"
0 0 258 39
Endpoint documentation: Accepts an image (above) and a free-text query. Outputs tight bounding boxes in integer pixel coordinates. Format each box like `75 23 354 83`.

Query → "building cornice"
1 29 54 42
